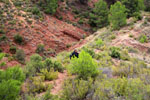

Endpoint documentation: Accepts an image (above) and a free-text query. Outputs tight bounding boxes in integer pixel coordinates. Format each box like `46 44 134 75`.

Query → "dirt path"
49 70 68 95
38 70 68 96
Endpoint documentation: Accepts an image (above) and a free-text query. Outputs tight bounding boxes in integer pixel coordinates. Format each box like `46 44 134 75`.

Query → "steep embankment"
0 0 88 66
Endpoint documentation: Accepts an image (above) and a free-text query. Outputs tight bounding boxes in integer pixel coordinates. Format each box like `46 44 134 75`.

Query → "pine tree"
109 1 127 30
144 0 150 11
89 0 109 28
121 0 145 17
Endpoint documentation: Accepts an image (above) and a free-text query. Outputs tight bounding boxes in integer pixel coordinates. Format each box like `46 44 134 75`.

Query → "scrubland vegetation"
0 0 150 100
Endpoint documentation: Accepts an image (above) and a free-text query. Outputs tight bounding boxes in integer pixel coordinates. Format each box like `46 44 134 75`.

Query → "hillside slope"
0 0 87 58
42 12 150 96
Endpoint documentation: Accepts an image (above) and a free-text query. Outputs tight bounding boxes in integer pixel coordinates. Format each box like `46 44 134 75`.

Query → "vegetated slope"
37 12 150 96
83 12 150 63
0 0 87 58
1 0 150 99
0 0 118 60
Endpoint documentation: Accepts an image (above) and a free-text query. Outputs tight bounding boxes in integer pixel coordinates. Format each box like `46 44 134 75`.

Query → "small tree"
121 0 145 17
109 1 127 30
89 0 109 28
70 50 99 80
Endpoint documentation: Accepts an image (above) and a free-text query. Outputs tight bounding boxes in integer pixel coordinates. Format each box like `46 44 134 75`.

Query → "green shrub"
129 34 134 38
93 78 149 100
145 6 150 11
13 34 23 44
96 39 104 47
112 62 132 77
0 35 7 42
44 58 64 72
32 7 41 15
43 89 60 100
0 29 5 34
27 76 48 93
95 51 113 67
25 54 64 77
109 47 121 59
0 66 25 82
0 58 6 67
82 47 95 58
40 68 58 81
0 48 2 53
126 46 139 53
133 12 142 20
120 49 130 60
25 54 44 77
139 34 148 43
9 46 17 54
0 80 21 100
66 44 71 48
15 49 25 63
70 50 99 79
72 8 79 14
110 34 116 40
0 53 5 67
61 78 93 100
0 65 25 100
78 18 84 24
145 0 150 11
112 59 147 77
0 53 5 60
14 1 22 7
44 58 53 72
44 57 64 72
36 44 45 54
53 61 64 72
109 1 127 30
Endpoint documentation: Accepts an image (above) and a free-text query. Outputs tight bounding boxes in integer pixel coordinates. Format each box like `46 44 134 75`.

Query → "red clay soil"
56 0 98 33
0 57 20 70
0 0 91 68
1 14 87 56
